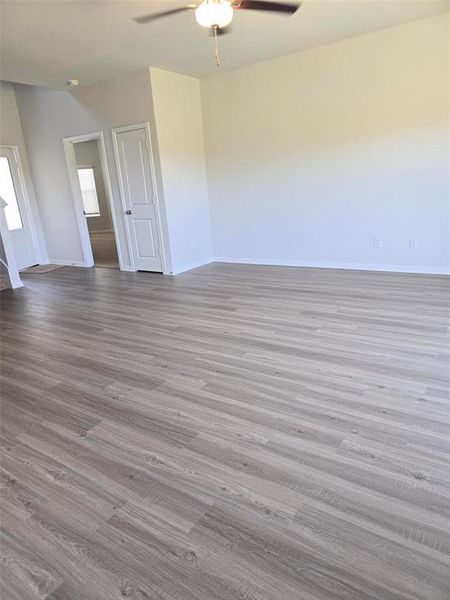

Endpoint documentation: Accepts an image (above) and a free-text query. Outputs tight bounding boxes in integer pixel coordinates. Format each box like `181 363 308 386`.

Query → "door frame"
111 122 169 274
0 144 41 266
62 130 125 269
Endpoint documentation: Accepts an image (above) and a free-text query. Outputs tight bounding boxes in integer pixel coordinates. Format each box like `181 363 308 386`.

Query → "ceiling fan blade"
133 6 195 24
233 0 300 15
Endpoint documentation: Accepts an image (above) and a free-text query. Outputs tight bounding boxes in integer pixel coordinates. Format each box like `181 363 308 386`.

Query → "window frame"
0 155 24 231
77 166 101 218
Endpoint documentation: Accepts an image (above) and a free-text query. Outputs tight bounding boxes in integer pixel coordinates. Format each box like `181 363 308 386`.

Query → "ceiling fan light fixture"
195 0 234 29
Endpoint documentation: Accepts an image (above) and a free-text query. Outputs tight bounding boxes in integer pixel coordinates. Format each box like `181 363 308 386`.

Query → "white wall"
14 70 160 268
201 14 450 274
73 140 113 233
13 67 212 274
150 67 212 273
0 81 48 263
10 14 449 276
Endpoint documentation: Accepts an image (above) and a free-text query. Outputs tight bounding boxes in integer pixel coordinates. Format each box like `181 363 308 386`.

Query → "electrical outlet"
409 237 418 249
373 236 383 248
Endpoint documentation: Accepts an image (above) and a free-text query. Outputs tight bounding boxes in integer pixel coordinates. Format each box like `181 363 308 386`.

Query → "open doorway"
73 139 119 269
64 125 168 274
0 146 39 271
63 131 124 270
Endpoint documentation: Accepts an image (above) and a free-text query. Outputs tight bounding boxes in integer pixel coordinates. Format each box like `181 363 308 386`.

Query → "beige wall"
0 81 48 263
73 139 113 233
201 14 449 273
150 67 212 272
9 14 449 274
15 70 157 268
14 68 213 273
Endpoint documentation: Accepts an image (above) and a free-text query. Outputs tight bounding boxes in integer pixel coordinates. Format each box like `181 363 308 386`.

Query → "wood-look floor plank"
1 263 449 599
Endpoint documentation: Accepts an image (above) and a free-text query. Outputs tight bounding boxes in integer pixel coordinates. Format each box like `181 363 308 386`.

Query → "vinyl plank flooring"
1 263 449 599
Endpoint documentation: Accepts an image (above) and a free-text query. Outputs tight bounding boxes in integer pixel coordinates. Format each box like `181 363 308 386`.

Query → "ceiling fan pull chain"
213 25 221 67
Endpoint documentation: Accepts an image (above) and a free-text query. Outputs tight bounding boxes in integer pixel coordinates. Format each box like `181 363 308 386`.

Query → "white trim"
62 131 127 271
47 259 89 267
8 277 24 289
62 137 95 267
111 122 170 274
0 197 23 288
95 133 126 271
170 258 213 275
0 145 42 265
10 146 42 263
117 265 135 272
213 257 450 276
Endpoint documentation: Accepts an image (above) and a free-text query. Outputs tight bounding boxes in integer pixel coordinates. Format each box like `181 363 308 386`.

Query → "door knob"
125 209 132 215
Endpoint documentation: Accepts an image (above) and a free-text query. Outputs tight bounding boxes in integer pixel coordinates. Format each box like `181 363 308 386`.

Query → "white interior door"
114 127 163 272
0 147 38 270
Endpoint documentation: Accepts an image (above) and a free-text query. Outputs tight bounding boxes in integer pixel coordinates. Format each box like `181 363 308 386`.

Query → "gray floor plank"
1 263 449 599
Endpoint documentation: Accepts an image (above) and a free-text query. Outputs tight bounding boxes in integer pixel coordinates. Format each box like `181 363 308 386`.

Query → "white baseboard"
213 257 450 276
119 265 136 272
44 256 449 276
48 259 89 268
170 258 213 275
10 279 24 289
49 258 137 272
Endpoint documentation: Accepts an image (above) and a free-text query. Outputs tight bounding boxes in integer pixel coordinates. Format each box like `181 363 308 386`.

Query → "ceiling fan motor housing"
195 0 234 29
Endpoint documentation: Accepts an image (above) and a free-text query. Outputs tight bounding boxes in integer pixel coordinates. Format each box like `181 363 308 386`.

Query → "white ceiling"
1 0 448 88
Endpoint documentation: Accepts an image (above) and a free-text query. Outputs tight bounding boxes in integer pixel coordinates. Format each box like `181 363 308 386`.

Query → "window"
0 156 24 230
77 167 100 217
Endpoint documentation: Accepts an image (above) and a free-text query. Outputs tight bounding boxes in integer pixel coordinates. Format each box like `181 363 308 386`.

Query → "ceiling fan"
134 0 301 66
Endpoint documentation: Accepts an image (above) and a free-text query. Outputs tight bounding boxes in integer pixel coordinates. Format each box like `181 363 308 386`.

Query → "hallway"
89 230 119 269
